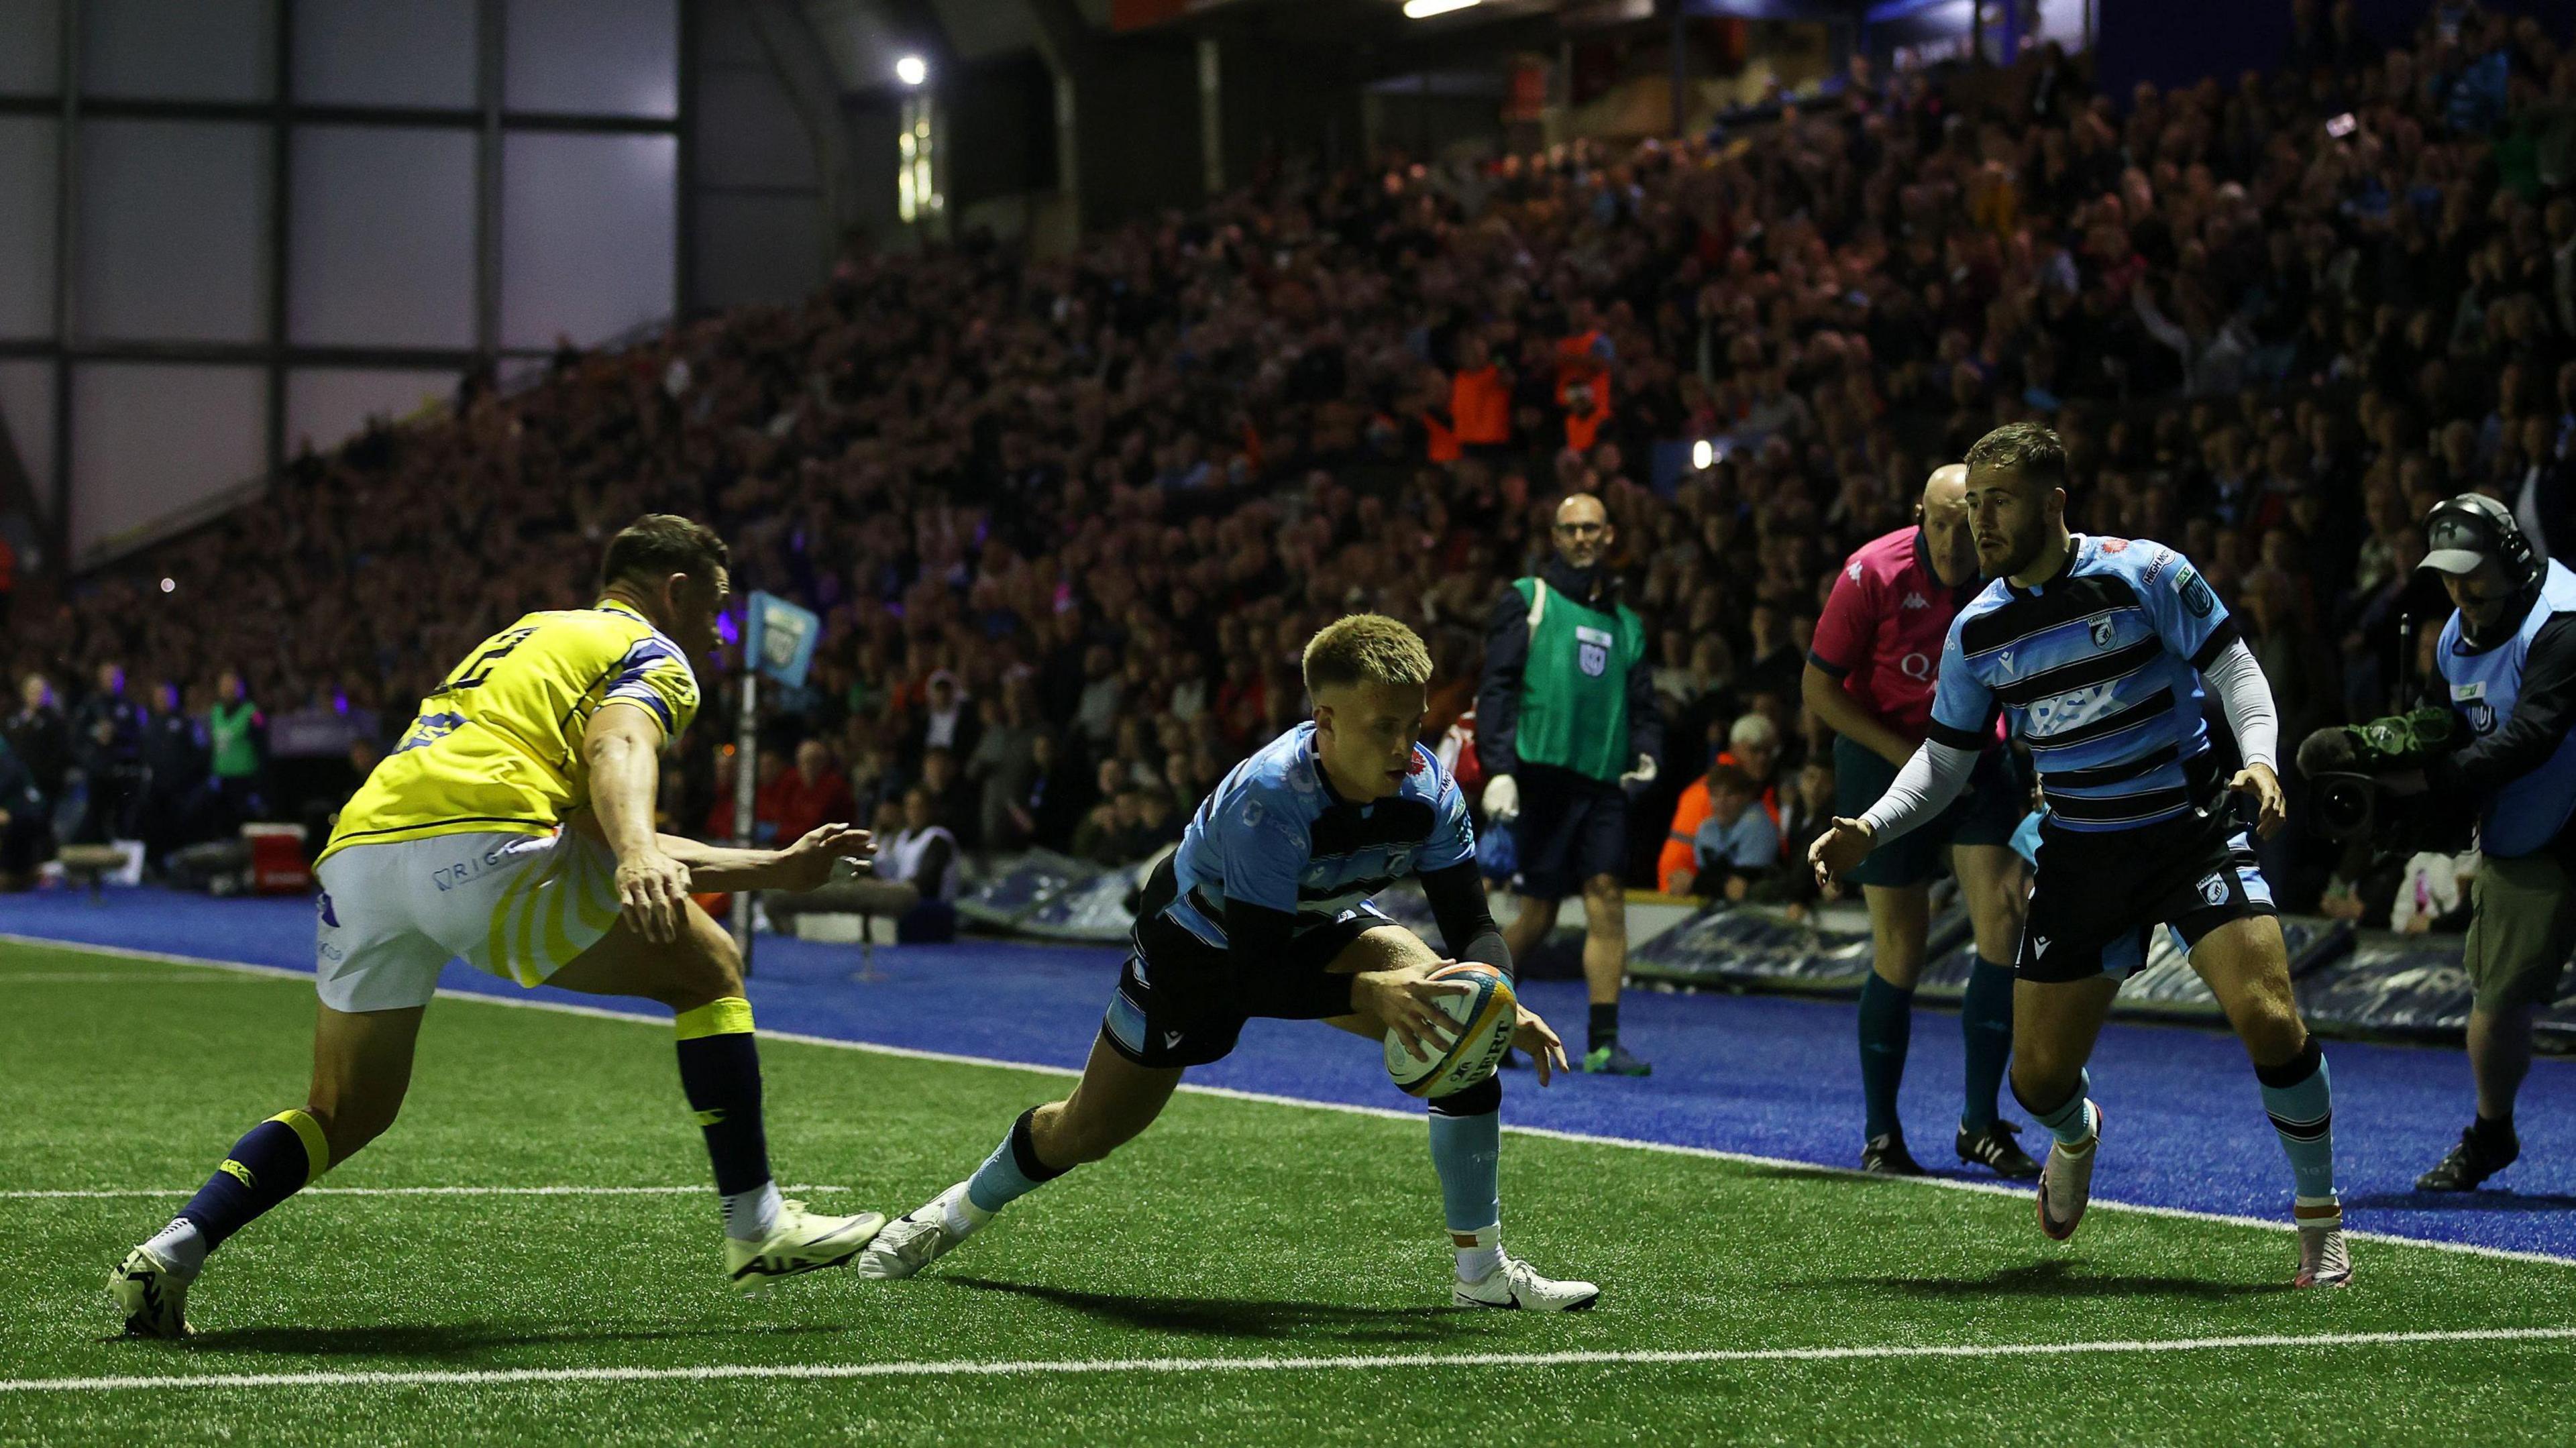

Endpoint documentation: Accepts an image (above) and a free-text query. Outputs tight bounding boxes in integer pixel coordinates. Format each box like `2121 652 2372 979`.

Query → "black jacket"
1474 557 1664 782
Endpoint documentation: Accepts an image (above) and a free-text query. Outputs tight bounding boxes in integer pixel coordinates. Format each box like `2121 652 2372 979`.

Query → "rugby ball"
1384 962 1517 1099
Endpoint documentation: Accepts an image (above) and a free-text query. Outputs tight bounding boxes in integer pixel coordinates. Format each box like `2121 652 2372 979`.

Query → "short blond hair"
1301 614 1433 695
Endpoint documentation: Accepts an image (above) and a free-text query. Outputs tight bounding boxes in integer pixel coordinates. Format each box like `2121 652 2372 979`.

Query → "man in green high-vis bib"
1475 493 1663 1075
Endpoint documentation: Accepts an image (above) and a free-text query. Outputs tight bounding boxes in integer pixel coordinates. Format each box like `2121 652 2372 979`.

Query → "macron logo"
1162 1030 1187 1050
2032 937 2051 958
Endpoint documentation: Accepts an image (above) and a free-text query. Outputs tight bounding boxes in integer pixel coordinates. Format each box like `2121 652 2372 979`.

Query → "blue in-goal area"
7 886 2575 1260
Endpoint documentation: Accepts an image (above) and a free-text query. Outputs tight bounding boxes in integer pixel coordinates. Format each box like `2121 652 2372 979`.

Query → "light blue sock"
1428 1084 1504 1280
965 1108 1067 1215
2257 1041 2337 1206
2017 1069 2096 1148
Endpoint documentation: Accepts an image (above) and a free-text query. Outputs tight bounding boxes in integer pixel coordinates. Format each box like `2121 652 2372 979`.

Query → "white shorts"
313 829 621 1012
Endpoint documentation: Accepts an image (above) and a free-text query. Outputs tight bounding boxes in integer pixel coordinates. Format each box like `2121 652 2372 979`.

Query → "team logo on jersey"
2453 681 2496 733
2100 538 2129 553
2198 872 2230 907
1240 799 1265 828
2089 616 2116 649
1575 624 1613 677
1847 560 1865 581
2176 566 2214 618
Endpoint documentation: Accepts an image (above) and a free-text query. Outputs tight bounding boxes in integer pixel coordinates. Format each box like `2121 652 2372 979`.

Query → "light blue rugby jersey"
1925 535 2243 833
1163 722 1476 948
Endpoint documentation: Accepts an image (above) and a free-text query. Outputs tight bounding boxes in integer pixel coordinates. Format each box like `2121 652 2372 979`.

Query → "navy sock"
178 1110 329 1251
1587 1003 1619 1055
1858 973 1914 1140
1958 957 2016 1133
674 998 770 1196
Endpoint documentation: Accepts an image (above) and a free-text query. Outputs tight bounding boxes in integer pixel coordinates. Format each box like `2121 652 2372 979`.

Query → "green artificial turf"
3 940 2574 1446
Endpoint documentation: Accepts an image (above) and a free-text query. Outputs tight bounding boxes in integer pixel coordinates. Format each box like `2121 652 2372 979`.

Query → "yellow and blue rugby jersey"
319 600 699 862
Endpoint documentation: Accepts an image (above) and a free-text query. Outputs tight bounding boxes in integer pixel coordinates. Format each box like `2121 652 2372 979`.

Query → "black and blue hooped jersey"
1927 535 2241 833
1164 722 1475 948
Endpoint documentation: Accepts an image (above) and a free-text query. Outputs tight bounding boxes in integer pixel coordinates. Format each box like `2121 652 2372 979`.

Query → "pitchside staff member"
1478 492 1664 1076
2304 496 2576 1192
1805 464 2035 1178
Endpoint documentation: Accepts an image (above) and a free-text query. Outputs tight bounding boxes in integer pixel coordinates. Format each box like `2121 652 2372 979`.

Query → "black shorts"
1097 857 1384 1069
1511 763 1629 899
2017 806 2276 983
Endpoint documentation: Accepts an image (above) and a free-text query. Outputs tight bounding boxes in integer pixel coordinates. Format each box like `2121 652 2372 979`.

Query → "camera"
2309 772 2473 856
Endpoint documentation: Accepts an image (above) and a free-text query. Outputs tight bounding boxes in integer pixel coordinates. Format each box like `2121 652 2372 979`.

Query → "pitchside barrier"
940 853 2576 1049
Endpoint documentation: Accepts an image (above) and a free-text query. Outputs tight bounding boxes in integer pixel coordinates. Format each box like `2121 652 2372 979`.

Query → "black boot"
1861 1131 1927 1176
2416 1124 2519 1192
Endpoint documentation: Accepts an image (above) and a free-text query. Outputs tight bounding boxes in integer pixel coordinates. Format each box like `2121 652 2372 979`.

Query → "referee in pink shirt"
1803 464 2037 1178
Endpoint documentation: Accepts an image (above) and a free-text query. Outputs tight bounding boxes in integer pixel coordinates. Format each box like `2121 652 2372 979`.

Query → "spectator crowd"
5 3 2573 931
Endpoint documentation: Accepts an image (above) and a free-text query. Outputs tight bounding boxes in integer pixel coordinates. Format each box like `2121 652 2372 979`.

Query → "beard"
1976 538 2032 580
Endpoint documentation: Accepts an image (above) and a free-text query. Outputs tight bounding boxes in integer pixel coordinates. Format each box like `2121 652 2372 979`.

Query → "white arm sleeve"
2200 637 2279 772
1856 740 1980 843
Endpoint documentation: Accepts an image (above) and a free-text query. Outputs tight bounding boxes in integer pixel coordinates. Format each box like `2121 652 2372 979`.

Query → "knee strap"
1429 1074 1503 1117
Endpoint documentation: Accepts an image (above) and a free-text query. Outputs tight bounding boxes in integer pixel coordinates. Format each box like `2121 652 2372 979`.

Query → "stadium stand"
5 5 2575 945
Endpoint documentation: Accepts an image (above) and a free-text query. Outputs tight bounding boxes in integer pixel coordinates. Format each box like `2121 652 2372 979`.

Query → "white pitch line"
8 1325 2576 1394
9 932 2575 1269
0 1184 851 1200
1 971 272 984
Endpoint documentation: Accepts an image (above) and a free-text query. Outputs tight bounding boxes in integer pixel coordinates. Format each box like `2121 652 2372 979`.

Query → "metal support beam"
265 0 291 476
1196 37 1221 199
1669 0 1686 137
676 0 699 317
476 0 504 360
48 0 78 571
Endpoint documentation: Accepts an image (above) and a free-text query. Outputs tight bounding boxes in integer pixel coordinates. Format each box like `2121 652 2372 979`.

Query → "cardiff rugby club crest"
2198 872 2230 907
2089 616 2115 649
2455 680 2495 734
1575 624 1612 677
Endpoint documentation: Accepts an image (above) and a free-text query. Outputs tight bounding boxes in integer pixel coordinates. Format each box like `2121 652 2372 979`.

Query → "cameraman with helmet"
2299 495 2576 1192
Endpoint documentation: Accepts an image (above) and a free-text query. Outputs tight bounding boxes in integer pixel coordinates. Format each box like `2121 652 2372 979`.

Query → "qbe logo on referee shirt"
1575 625 1613 677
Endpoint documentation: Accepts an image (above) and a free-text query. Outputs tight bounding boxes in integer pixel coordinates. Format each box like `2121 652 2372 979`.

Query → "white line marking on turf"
9 932 2574 1270
8 1325 2576 1394
0 1184 851 1199
1 971 272 983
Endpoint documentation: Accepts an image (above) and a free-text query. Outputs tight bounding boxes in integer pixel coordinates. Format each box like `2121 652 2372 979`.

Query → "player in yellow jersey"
109 516 886 1337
